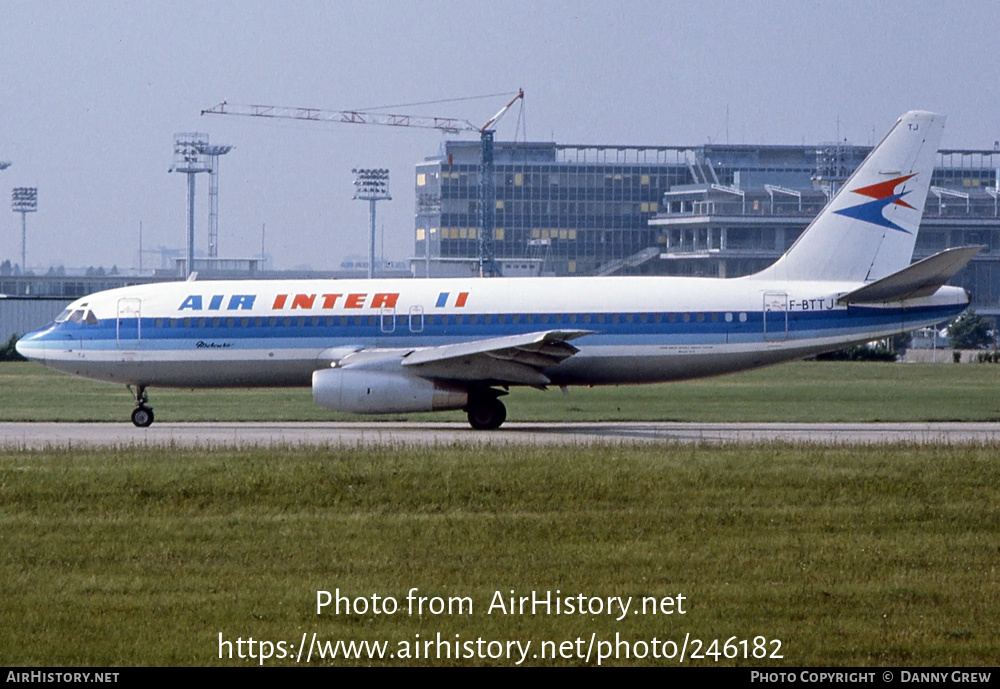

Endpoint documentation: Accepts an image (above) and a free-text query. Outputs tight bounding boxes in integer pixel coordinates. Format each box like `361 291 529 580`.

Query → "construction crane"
201 90 524 277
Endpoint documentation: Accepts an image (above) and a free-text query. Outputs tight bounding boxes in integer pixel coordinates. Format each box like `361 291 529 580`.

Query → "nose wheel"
128 385 154 427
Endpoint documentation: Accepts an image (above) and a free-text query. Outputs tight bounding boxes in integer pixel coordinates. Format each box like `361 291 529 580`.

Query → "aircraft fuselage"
17 274 967 389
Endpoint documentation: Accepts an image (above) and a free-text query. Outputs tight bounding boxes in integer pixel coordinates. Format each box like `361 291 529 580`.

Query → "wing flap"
837 246 981 304
401 329 592 384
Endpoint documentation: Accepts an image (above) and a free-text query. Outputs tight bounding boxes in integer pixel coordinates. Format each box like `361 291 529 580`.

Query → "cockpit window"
57 308 99 325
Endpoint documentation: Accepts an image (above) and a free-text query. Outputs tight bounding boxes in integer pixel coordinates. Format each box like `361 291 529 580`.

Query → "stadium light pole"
169 133 211 278
352 168 390 279
195 143 233 258
11 187 38 276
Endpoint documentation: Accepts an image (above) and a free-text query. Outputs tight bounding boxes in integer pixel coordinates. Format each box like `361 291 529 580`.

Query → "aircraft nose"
15 331 46 362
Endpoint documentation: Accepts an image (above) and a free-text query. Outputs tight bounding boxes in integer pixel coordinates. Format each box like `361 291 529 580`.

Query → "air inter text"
178 292 470 312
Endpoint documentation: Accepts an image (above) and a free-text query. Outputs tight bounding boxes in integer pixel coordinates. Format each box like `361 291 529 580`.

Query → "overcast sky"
2 0 998 274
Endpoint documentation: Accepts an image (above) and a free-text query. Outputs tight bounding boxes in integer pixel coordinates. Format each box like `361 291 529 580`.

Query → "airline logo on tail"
834 174 917 233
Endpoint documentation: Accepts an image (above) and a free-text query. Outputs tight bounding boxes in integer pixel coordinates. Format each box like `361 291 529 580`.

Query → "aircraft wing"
401 329 592 385
334 329 591 386
837 246 982 304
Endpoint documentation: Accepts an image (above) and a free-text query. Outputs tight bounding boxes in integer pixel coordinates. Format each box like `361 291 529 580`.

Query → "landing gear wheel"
128 384 154 427
131 405 154 428
466 397 507 430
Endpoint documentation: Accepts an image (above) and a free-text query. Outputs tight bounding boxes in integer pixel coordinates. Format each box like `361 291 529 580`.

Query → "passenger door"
116 298 141 350
763 292 788 342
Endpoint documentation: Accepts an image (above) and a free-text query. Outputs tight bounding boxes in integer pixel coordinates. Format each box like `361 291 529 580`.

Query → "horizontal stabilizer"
837 246 981 304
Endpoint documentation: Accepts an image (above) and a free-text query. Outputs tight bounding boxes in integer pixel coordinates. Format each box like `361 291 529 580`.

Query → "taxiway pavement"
1 421 999 449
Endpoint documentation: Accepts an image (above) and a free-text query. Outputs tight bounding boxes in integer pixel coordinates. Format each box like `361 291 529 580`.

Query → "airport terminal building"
414 140 1000 315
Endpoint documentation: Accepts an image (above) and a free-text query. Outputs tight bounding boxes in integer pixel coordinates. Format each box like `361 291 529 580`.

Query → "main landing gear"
128 385 154 428
465 391 507 430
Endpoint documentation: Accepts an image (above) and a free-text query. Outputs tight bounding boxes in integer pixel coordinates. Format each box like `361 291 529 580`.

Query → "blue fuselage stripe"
31 303 963 351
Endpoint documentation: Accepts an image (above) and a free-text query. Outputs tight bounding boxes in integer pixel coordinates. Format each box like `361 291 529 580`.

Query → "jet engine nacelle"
312 368 468 414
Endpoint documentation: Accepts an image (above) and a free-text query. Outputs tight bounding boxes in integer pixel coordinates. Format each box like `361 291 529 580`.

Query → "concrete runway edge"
2 421 1000 449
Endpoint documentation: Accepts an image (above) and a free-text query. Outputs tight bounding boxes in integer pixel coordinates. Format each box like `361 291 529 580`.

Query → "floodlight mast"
169 134 211 278
353 168 391 279
11 187 38 278
201 90 524 277
196 143 234 258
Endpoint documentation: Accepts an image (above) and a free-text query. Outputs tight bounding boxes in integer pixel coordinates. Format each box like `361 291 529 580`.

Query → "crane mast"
202 90 523 277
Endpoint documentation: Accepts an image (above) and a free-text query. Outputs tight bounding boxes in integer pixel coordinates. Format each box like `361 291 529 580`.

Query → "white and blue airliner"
17 111 977 429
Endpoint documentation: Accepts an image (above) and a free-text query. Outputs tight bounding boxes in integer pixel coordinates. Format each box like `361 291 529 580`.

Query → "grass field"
2 359 1000 423
1 442 998 666
2 360 998 666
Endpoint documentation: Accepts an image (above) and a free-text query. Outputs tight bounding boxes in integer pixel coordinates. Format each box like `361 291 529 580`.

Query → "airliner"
17 111 978 429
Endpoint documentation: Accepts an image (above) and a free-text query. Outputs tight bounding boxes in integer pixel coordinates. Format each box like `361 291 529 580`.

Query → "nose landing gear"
128 385 154 427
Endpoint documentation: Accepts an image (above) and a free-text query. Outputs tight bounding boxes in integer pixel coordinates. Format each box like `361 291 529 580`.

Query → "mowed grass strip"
1 443 998 666
2 360 1000 423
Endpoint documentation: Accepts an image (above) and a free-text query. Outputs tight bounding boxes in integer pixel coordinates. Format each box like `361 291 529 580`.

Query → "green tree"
0 334 27 362
948 310 994 350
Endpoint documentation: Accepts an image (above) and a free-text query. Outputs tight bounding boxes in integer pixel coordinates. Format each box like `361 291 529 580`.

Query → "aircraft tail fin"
755 111 945 283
